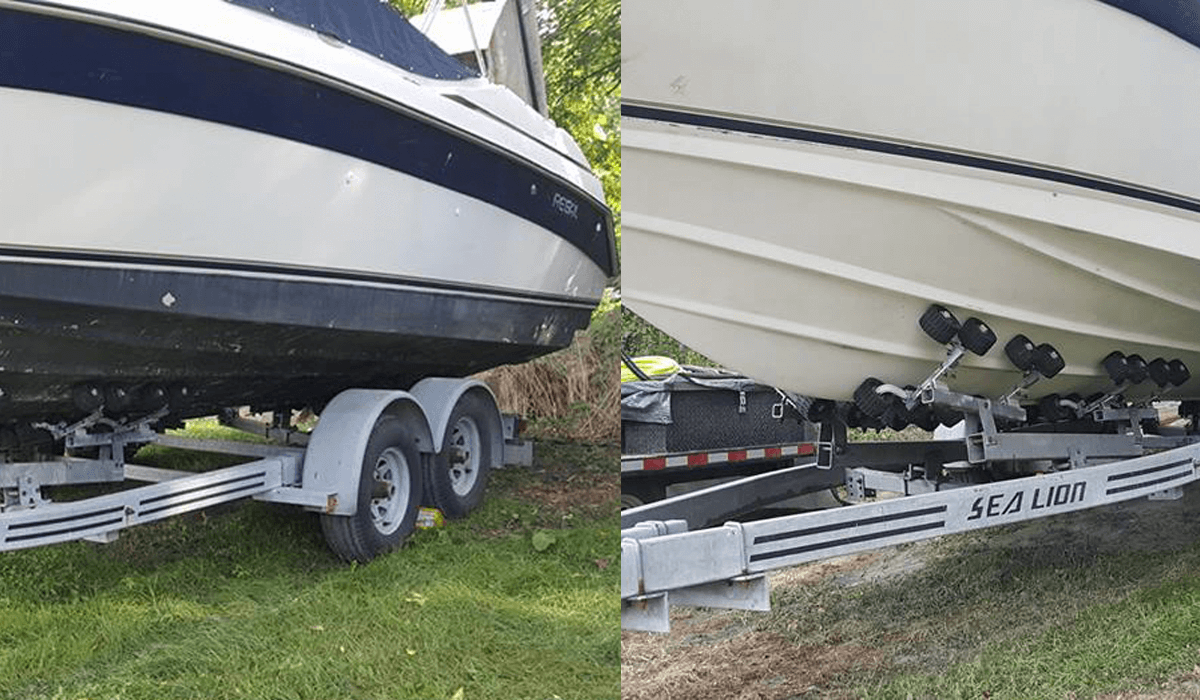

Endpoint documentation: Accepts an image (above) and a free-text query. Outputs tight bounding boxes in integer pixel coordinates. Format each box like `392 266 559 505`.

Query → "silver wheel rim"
447 416 482 497
370 446 410 536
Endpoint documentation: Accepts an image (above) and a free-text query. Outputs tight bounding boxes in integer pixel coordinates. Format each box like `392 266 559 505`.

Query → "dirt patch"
622 626 883 700
515 472 617 521
1097 664 1200 700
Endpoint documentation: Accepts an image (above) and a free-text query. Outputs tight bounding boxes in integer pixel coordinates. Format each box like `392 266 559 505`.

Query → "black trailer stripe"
6 505 126 530
6 517 124 543
623 103 1200 218
1106 459 1193 482
139 482 268 518
753 505 947 545
0 7 614 275
140 473 268 507
750 521 945 563
1105 470 1193 496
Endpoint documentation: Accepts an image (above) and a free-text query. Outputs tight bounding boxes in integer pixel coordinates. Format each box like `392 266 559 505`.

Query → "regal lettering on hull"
967 481 1086 521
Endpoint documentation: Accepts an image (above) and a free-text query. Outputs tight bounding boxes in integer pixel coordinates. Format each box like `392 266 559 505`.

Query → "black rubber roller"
138 384 170 412
805 399 837 423
71 384 104 412
1147 358 1171 388
959 317 997 356
1005 334 1037 371
1102 351 1128 384
934 406 963 428
884 405 911 431
1168 359 1191 387
104 385 134 413
919 304 961 345
1033 343 1066 379
908 403 940 431
853 377 891 418
1038 393 1068 422
1125 354 1149 384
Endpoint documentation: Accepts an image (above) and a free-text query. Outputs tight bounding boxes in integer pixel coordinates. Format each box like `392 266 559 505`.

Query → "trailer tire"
621 481 665 509
321 415 422 563
621 492 647 510
425 393 493 519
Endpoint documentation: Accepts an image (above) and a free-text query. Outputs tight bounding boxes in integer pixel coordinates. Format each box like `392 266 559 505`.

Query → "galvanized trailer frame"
621 391 1200 632
0 379 531 558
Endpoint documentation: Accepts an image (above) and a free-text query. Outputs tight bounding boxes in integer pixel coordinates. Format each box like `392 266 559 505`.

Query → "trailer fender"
304 389 434 516
409 377 503 463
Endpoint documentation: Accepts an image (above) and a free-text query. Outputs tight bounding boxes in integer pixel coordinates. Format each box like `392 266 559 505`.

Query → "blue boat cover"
228 0 477 80
1099 0 1200 50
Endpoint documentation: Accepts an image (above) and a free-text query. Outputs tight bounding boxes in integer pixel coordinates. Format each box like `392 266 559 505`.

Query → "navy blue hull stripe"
0 7 614 276
623 103 1200 217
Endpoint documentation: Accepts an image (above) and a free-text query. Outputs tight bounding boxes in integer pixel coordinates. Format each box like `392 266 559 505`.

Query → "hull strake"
623 118 1200 402
0 258 592 420
0 4 614 276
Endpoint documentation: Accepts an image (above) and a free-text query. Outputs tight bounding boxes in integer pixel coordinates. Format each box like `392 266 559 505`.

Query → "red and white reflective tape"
620 443 816 473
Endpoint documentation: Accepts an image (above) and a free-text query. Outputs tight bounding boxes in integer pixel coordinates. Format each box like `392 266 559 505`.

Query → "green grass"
0 429 619 700
749 505 1200 699
869 569 1200 699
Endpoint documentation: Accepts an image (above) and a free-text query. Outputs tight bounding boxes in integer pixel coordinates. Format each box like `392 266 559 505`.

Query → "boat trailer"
622 306 1200 632
0 378 529 561
622 398 1199 631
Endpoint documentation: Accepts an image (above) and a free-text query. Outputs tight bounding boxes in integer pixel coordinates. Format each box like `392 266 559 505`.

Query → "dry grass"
477 305 619 444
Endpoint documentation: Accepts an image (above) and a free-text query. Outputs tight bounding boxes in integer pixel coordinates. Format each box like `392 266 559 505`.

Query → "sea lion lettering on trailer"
967 481 1086 521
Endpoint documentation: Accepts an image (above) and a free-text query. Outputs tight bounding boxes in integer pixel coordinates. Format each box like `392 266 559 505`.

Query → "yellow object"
621 355 681 382
416 507 444 529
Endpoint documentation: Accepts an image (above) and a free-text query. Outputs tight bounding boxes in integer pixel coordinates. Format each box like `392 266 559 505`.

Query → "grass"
0 426 619 700
855 535 1200 699
743 501 1200 699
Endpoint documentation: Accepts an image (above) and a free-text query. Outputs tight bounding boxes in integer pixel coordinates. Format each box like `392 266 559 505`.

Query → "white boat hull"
0 86 606 302
623 0 1200 403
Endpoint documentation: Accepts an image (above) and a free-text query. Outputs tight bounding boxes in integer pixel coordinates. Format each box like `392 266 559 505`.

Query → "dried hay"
475 306 619 443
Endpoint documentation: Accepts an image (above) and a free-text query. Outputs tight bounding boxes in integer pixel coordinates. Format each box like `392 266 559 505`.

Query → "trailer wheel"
426 393 493 519
621 492 647 510
621 481 665 509
321 416 422 563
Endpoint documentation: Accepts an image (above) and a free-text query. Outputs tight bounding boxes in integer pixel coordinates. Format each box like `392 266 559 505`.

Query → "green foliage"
621 306 715 367
541 0 621 254
389 0 621 260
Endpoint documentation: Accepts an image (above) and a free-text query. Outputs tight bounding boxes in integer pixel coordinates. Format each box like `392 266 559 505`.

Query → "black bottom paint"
0 259 591 422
